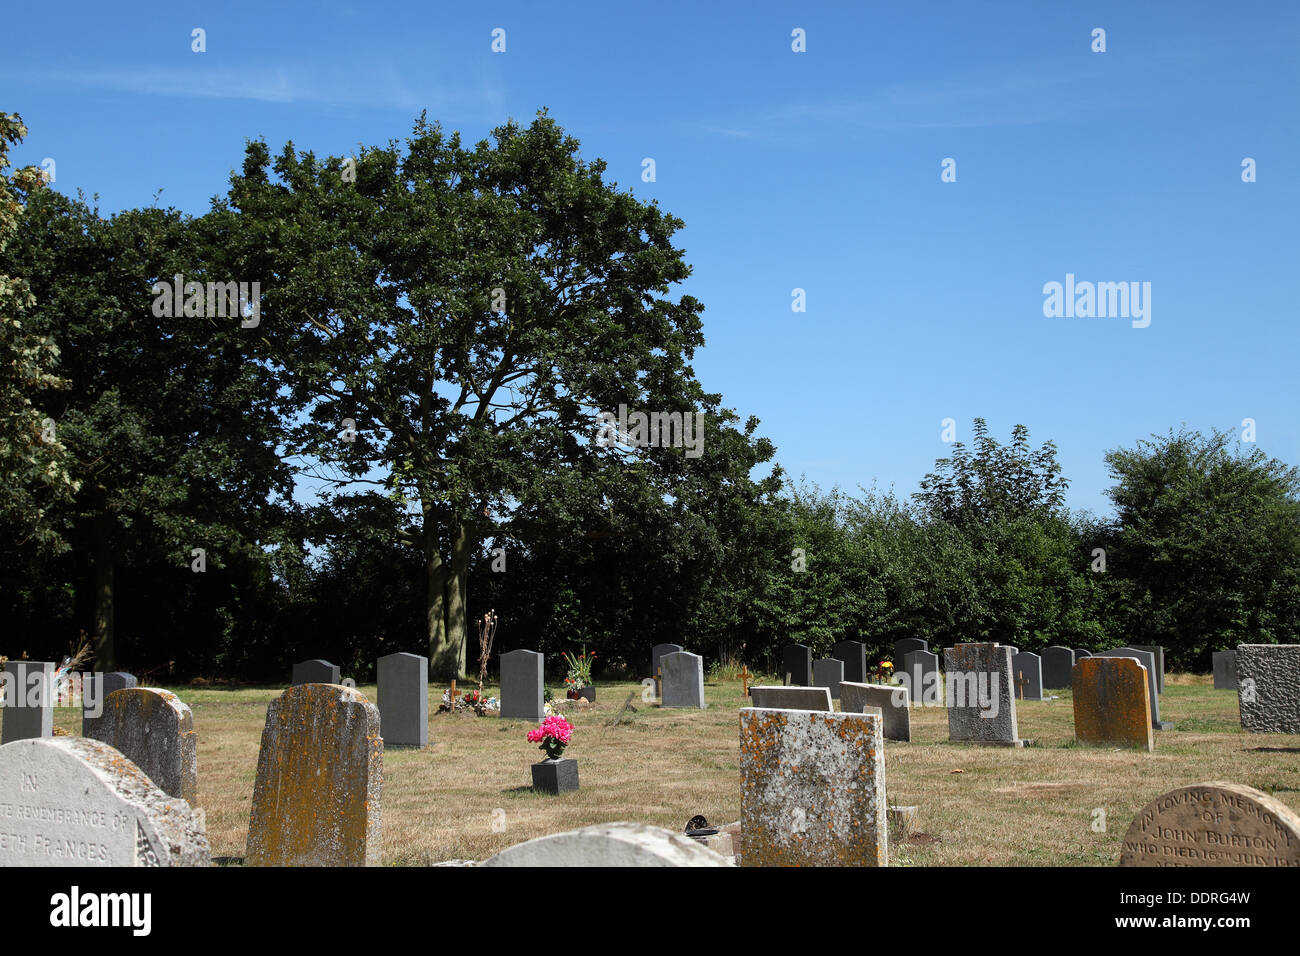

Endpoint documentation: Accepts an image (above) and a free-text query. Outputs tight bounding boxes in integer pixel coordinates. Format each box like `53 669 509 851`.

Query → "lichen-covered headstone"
1011 651 1044 701
291 659 340 685
1072 657 1153 752
1237 644 1300 733
499 649 545 721
1 660 54 744
246 683 382 867
831 641 867 683
782 644 812 686
749 686 832 712
661 651 705 709
739 707 887 866
902 649 941 705
944 643 1025 746
376 652 428 747
84 688 197 804
1120 782 1300 866
1212 650 1237 691
840 682 910 741
1096 647 1168 730
1041 646 1076 689
813 658 844 700
0 737 208 866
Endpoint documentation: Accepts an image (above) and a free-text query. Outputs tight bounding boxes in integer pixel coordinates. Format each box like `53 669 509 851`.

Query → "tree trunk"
91 512 116 669
425 517 453 678
444 519 471 678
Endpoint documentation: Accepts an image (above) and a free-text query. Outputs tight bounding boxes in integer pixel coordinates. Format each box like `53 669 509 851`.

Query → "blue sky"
5 1 1298 516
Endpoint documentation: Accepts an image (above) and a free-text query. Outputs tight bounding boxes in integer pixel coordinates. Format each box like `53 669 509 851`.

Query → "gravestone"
246 683 382 866
1120 782 1300 866
893 638 928 663
943 643 1025 746
782 644 812 686
840 682 910 741
376 652 428 748
482 822 731 867
1133 645 1166 694
1 660 54 744
902 649 941 705
291 659 340 685
81 671 137 726
1212 651 1238 691
1074 649 1092 659
1072 657 1153 752
1002 645 1019 656
739 707 887 866
832 640 867 683
748 686 833 712
1096 647 1169 730
1237 644 1300 733
0 736 209 866
499 649 545 721
1041 646 1076 689
650 643 683 681
1010 651 1043 701
813 659 844 700
83 687 198 804
661 651 705 709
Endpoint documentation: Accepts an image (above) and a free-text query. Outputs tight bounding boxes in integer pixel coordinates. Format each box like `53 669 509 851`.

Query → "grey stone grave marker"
840 682 910 741
84 687 198 804
1096 647 1169 730
1133 644 1166 694
1041 646 1075 689
782 644 812 686
1237 644 1300 733
499 649 545 721
893 638 928 663
902 649 941 705
377 652 428 747
291 659 340 685
661 651 706 709
651 643 683 680
1212 650 1237 691
943 643 1026 746
1011 651 1043 701
748 686 833 712
832 640 868 683
1 660 54 744
813 658 844 700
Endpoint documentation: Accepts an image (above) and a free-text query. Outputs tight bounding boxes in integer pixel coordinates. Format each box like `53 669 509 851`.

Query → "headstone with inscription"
1120 782 1300 866
1072 657 1153 752
782 645 812 686
0 736 209 866
1 660 54 744
943 643 1025 746
1041 646 1076 689
813 659 844 701
376 652 428 747
499 649 545 721
1236 644 1300 734
291 659 340 686
840 682 910 741
1212 650 1237 691
246 683 382 867
832 641 868 684
84 687 198 804
661 651 706 709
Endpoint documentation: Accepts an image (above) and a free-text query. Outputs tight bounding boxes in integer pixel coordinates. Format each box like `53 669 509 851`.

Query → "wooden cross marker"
1015 670 1026 700
740 665 751 696
604 691 639 729
450 679 457 711
655 667 662 699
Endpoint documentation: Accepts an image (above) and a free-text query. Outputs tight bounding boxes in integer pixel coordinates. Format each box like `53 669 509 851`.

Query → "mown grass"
20 671 1300 865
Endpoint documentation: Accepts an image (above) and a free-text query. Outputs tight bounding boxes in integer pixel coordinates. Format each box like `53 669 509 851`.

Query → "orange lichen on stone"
1073 657 1153 752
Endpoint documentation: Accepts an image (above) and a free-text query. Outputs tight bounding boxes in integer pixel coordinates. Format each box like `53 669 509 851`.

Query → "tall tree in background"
222 111 722 677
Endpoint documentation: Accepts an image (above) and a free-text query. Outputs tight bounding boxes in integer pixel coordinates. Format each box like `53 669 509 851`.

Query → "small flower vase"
531 757 579 794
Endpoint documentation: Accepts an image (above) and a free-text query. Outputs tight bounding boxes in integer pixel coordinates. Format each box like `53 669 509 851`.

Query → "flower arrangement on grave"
561 646 595 698
876 660 894 683
527 714 574 760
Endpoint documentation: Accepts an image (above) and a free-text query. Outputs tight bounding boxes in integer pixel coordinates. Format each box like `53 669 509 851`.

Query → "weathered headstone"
499 649 545 721
943 643 1025 746
1133 645 1166 694
246 683 382 866
0 736 209 866
1237 644 1300 733
661 651 706 709
1074 649 1092 660
840 682 910 741
893 638 928 663
813 658 844 700
1212 650 1238 691
1 660 54 744
650 643 683 680
81 671 137 727
1041 646 1076 689
84 687 198 804
482 822 731 866
739 707 887 866
782 644 812 686
1120 782 1300 866
376 652 428 748
1072 657 1153 752
748 686 833 712
1002 645 1019 656
1096 647 1169 730
831 640 868 684
1011 651 1044 701
902 649 941 705
291 659 340 685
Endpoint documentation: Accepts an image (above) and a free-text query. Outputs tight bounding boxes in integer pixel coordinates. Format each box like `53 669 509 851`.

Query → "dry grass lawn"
30 671 1300 865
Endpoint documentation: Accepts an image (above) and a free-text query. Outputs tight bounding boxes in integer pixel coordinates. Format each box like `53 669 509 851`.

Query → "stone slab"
499 649 545 721
901 649 942 705
81 672 137 726
782 644 812 686
739 707 887 866
1011 651 1044 701
1 661 54 744
1212 651 1238 691
1041 646 1076 689
1096 647 1167 729
651 643 683 681
291 659 340 685
84 687 198 804
1237 644 1300 733
831 641 868 684
813 659 844 700
246 684 382 866
1072 657 1153 751
943 643 1022 745
376 652 428 748
1133 644 1166 694
661 651 705 709
0 736 209 866
893 638 928 663
1120 782 1300 866
748 686 833 712
481 822 731 866
839 682 910 741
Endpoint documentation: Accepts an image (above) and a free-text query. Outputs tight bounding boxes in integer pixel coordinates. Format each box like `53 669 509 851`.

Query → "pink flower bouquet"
527 714 574 760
